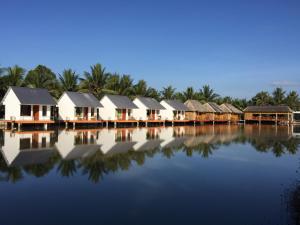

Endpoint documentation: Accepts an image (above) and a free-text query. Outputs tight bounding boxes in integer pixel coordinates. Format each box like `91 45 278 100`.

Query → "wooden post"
17 123 21 131
275 113 278 124
44 123 48 130
114 121 117 128
259 114 261 125
73 122 75 130
65 122 68 129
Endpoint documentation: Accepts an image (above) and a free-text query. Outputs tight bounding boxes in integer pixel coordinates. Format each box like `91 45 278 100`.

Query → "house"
99 94 138 121
160 99 189 120
57 92 103 122
1 86 56 123
219 103 243 122
244 105 294 124
184 100 208 121
203 102 227 122
132 97 165 121
0 130 56 167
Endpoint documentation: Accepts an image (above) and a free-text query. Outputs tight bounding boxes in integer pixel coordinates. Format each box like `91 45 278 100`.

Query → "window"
91 108 95 117
42 106 47 116
41 137 47 148
75 107 82 117
128 109 131 116
20 105 31 116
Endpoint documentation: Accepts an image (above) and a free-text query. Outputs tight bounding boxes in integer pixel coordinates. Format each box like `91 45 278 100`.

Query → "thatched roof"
220 103 243 114
184 100 207 112
244 105 293 113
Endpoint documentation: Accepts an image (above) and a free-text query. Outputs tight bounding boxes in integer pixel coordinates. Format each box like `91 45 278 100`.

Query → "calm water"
1 125 300 225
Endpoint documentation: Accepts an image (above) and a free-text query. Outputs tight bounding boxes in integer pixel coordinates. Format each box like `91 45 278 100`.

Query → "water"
0 125 300 225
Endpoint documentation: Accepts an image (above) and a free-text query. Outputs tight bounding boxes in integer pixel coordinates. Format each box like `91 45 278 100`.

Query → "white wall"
160 101 175 120
58 93 76 120
99 96 117 120
132 99 147 120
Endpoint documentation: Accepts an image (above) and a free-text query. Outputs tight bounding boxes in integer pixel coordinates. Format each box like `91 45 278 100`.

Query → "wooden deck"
63 120 104 124
3 120 55 124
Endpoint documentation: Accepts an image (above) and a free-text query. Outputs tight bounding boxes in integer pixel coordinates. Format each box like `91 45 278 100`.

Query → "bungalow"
1 86 56 123
244 105 293 124
219 103 243 122
132 97 165 121
202 102 224 122
184 100 207 121
160 100 189 121
57 91 103 122
99 94 138 121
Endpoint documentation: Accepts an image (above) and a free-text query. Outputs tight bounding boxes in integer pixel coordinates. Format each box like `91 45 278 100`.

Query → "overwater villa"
1 86 56 129
219 103 243 122
184 100 209 121
244 105 294 124
203 102 227 122
57 92 103 125
99 95 138 121
160 99 189 121
0 130 56 167
132 97 165 121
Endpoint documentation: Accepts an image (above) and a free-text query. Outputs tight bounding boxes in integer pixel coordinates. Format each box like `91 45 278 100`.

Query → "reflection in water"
0 125 299 184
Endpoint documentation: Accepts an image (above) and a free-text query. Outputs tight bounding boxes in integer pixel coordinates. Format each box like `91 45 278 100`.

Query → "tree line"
0 63 299 110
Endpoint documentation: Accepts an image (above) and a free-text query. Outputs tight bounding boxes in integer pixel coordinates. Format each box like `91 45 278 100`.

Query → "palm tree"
133 79 147 96
118 75 134 96
58 69 79 92
161 85 176 99
285 91 300 110
198 85 219 102
80 63 109 98
272 87 286 105
105 73 120 94
251 91 272 106
24 65 59 97
182 86 197 101
145 87 160 100
4 65 25 87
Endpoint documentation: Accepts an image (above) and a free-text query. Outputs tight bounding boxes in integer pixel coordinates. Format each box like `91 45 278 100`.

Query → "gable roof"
244 105 293 113
220 103 243 114
162 100 189 111
184 100 207 112
104 94 138 109
2 86 56 105
64 92 102 107
203 102 223 113
135 97 165 110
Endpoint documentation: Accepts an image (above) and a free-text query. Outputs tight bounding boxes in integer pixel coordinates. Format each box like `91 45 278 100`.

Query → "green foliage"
0 63 299 111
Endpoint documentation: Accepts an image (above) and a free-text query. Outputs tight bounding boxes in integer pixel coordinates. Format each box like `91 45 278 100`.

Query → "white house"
55 129 101 160
131 127 163 151
1 86 56 122
132 97 165 121
99 95 138 120
57 92 103 121
0 130 56 166
160 100 189 120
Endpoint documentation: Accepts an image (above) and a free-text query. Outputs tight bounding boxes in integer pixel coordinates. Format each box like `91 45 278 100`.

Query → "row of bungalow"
1 86 299 129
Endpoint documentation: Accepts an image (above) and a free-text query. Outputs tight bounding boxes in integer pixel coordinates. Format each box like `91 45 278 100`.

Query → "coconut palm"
198 85 219 102
251 91 272 106
161 85 176 99
79 63 109 98
145 87 160 100
4 65 25 87
118 75 134 96
58 69 79 92
182 86 197 101
133 79 148 96
285 91 300 110
272 87 286 105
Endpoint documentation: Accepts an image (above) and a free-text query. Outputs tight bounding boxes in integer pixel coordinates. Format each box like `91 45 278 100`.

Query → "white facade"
160 100 186 120
99 95 134 120
57 93 99 121
2 88 53 121
132 98 161 121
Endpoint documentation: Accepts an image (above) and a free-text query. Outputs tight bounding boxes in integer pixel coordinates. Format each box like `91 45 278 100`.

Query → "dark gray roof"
105 95 138 109
220 103 243 114
244 105 293 113
203 102 223 113
162 100 189 111
135 97 165 110
184 100 207 112
4 86 56 105
65 92 102 107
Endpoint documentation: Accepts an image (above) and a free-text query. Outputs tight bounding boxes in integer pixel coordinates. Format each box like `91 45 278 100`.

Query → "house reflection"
0 130 57 167
0 125 299 183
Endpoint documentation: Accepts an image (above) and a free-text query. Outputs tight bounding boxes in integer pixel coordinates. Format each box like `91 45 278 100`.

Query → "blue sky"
1 0 300 98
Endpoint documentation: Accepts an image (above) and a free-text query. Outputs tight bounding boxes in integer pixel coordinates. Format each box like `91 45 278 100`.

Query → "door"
84 107 88 120
122 109 126 120
32 133 39 148
33 105 39 120
97 108 99 120
151 110 155 120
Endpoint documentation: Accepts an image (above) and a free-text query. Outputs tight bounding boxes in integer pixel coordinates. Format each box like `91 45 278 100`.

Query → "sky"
1 0 300 99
